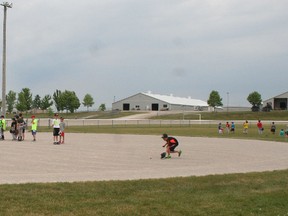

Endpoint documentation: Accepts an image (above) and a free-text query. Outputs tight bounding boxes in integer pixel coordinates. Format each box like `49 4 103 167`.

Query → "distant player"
270 122 276 134
52 113 60 144
31 115 38 141
59 117 65 144
243 120 249 134
161 133 182 159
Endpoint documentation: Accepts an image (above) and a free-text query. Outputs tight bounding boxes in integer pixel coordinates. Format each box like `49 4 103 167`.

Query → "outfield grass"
9 110 288 120
38 122 288 143
151 110 288 120
0 170 287 215
7 111 144 120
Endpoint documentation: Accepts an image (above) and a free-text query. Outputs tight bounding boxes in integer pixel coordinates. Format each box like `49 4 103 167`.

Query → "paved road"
1 133 288 184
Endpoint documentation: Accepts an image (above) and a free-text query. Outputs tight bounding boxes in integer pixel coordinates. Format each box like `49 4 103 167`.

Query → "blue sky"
2 0 288 110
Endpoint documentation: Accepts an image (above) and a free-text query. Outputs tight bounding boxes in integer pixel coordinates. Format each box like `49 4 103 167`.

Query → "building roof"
263 91 288 102
142 92 208 107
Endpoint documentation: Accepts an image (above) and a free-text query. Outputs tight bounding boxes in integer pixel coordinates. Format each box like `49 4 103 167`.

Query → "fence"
7 118 288 128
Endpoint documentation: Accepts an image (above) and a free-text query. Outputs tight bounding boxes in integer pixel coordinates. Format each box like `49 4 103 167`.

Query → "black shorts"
169 143 178 152
53 128 60 136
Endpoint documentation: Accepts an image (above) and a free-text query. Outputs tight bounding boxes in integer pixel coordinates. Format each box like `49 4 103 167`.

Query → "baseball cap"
162 133 168 138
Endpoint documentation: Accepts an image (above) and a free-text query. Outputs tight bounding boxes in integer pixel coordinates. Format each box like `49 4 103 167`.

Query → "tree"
247 91 262 112
6 90 16 113
82 94 94 111
16 88 33 112
207 90 223 110
53 89 63 112
98 103 106 111
40 94 53 111
61 90 80 113
32 94 41 110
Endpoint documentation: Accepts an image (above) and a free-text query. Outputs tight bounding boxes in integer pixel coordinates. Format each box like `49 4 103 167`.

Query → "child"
31 115 38 141
243 120 249 134
225 122 230 134
218 123 224 134
59 117 65 144
52 113 60 144
0 115 6 140
10 117 17 140
230 122 235 133
279 129 285 137
161 133 182 159
270 122 276 134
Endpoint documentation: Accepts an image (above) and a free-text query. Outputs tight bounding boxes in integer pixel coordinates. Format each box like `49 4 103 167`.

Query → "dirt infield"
1 133 288 184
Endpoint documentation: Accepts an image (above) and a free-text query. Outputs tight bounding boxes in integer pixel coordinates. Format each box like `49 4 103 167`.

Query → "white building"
263 91 288 110
112 92 209 111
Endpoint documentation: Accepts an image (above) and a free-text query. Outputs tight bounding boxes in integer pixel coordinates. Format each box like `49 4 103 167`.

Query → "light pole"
1 2 12 117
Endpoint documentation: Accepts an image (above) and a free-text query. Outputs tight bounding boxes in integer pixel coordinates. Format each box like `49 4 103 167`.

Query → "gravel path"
1 133 288 184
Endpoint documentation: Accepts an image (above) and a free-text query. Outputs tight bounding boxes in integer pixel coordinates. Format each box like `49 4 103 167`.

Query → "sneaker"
165 155 171 159
178 150 182 157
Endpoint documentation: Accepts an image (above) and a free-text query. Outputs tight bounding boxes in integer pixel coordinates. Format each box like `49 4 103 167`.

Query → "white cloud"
2 0 288 109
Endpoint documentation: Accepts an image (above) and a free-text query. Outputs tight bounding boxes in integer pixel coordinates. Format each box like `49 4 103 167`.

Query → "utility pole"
1 2 12 117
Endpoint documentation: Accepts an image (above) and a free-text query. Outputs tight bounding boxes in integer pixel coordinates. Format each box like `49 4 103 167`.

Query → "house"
263 91 288 110
112 92 209 111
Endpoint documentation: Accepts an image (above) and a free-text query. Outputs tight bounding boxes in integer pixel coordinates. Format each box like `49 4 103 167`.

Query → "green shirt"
31 119 38 131
1 119 6 130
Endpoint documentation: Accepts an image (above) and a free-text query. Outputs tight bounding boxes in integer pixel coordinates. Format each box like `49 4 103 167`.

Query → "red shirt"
257 122 263 129
167 137 178 147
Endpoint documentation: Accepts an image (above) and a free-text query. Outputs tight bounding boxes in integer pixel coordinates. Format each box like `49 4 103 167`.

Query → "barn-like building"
112 92 209 111
263 91 288 110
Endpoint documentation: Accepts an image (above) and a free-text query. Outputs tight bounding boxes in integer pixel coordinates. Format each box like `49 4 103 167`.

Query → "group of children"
4 113 66 144
9 113 27 141
218 120 288 137
51 113 65 145
218 121 236 134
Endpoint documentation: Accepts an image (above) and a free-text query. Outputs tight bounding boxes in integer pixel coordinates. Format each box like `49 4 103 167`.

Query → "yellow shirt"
31 119 38 131
243 122 248 129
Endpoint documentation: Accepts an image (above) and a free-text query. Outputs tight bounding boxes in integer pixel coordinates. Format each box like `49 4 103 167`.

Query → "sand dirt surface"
1 133 288 184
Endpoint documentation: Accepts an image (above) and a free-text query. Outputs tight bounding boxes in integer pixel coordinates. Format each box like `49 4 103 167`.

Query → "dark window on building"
123 103 130 111
151 103 159 111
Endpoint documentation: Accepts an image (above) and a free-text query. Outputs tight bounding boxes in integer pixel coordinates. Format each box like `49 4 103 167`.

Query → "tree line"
3 88 105 114
207 90 265 111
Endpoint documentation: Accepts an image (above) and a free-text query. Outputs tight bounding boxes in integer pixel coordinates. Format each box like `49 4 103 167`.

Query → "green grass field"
38 122 288 143
151 110 288 121
11 110 288 120
1 170 288 215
